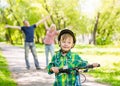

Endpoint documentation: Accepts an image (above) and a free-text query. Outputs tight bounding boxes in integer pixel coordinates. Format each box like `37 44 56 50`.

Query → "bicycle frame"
75 69 86 85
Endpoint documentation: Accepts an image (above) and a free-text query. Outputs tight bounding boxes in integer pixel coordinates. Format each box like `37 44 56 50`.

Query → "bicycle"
59 64 100 84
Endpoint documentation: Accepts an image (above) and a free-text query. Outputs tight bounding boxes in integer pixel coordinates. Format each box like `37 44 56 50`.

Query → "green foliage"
1 0 120 45
96 37 112 45
0 53 16 86
96 0 120 45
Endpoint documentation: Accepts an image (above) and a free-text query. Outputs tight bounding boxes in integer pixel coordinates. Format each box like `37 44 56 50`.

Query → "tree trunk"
44 0 55 24
92 12 100 45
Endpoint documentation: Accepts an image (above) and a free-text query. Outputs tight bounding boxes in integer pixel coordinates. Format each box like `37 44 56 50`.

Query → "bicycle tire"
79 73 86 83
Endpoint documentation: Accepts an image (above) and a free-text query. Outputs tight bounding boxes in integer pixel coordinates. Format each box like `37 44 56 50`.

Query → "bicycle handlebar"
59 64 100 74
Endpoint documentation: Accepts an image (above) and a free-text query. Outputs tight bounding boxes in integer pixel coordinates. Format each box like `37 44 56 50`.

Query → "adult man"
5 16 50 70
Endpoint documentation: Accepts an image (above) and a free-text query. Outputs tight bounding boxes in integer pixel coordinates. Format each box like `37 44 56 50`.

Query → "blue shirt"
21 24 36 42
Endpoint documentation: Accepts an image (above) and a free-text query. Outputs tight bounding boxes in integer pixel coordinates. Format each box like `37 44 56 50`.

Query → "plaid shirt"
47 50 88 86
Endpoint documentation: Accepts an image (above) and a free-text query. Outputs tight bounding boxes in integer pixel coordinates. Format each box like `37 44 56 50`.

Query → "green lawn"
0 52 17 86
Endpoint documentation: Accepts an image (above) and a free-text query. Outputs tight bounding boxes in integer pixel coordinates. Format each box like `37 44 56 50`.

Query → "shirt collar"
57 49 72 59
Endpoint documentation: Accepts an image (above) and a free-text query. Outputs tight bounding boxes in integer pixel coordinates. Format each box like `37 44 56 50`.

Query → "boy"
47 29 99 86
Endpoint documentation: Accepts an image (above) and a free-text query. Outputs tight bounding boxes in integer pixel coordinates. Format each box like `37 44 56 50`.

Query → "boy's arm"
75 54 88 67
5 25 21 30
35 15 50 27
47 55 56 74
47 62 55 74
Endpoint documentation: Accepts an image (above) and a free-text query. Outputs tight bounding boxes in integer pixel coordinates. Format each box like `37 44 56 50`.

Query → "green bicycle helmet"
58 29 76 44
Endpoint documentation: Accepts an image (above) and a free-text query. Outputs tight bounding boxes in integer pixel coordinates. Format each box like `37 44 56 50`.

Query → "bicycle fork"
75 71 81 86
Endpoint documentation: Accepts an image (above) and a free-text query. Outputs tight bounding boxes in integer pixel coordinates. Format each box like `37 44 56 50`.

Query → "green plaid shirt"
47 50 88 86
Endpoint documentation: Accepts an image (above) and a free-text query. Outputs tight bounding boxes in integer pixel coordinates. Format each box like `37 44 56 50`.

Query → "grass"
0 52 17 86
88 62 120 86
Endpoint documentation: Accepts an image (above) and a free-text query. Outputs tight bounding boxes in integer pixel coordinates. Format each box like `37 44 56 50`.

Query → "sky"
0 0 8 8
80 0 102 18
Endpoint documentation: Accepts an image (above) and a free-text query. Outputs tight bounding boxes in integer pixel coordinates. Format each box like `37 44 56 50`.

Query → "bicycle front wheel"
79 73 86 83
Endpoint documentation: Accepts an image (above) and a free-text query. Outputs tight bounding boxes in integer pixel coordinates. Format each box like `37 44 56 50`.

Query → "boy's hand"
92 63 100 67
51 67 59 74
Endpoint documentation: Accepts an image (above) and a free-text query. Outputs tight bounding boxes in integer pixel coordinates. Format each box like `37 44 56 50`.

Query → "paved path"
0 42 110 86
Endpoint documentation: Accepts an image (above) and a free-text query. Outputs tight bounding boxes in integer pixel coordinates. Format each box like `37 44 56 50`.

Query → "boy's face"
59 34 74 52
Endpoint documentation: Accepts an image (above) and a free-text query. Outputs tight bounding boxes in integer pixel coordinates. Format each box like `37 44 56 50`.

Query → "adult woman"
43 21 59 67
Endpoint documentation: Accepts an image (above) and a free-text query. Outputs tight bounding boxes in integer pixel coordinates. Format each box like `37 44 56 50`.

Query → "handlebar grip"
86 65 93 68
97 64 100 67
86 64 100 68
59 68 69 73
59 68 65 73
